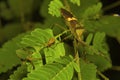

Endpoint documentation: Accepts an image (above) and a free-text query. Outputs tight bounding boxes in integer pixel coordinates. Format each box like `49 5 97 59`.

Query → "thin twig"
61 34 72 41
55 30 70 39
20 0 25 26
63 0 70 10
103 1 120 12
74 39 82 80
97 71 109 80
0 19 2 28
111 66 120 71
54 23 67 30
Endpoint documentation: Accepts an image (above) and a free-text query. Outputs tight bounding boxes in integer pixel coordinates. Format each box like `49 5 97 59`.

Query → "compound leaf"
9 65 28 80
80 59 97 80
21 28 53 47
83 2 102 19
48 0 64 17
44 42 65 63
21 28 65 65
85 33 93 45
69 0 99 19
93 32 106 53
86 55 112 71
70 0 80 6
22 56 74 80
84 16 120 39
0 34 25 73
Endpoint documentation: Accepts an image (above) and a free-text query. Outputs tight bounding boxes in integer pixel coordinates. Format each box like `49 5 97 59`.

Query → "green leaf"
70 0 80 6
82 2 102 19
85 45 99 55
93 32 106 52
72 62 80 72
21 28 65 65
85 32 109 55
98 16 120 39
69 0 99 19
22 56 74 80
84 16 120 39
86 55 112 71
16 47 35 60
93 32 105 46
48 0 64 17
16 49 30 60
21 28 53 47
54 56 80 75
93 32 110 56
85 33 93 45
0 34 25 73
26 51 43 72
9 65 28 80
54 56 73 65
52 63 74 80
80 59 97 80
44 42 65 63
39 0 67 34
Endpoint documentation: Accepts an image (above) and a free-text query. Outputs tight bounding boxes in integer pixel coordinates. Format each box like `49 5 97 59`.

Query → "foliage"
22 56 74 80
70 0 80 6
0 0 120 80
80 59 97 80
0 34 25 73
9 65 28 80
48 0 64 17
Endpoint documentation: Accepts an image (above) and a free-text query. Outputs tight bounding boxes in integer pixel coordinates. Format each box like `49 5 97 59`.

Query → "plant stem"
97 71 109 80
54 23 67 30
20 0 25 27
111 66 120 71
55 30 70 39
103 1 120 12
0 19 2 28
63 0 70 10
74 39 82 80
75 51 81 80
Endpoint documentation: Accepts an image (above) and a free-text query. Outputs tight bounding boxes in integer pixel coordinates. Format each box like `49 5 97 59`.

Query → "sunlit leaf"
23 56 74 80
48 0 64 17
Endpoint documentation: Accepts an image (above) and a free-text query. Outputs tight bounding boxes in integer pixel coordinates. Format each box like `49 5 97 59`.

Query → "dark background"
101 0 120 80
0 0 120 80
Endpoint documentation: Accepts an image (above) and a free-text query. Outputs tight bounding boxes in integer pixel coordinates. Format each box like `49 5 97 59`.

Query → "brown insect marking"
60 8 73 19
60 8 78 28
69 20 78 28
75 27 85 40
46 38 55 47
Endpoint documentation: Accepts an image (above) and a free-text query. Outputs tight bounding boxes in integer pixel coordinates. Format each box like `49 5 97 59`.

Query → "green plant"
0 0 120 80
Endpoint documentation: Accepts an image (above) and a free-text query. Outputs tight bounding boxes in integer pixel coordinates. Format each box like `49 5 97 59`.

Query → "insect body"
46 37 55 47
60 8 78 28
60 8 85 44
40 37 56 65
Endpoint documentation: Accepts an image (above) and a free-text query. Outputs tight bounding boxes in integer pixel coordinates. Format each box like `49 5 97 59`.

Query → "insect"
60 8 78 28
46 37 55 47
60 8 85 44
16 47 36 69
40 37 56 65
